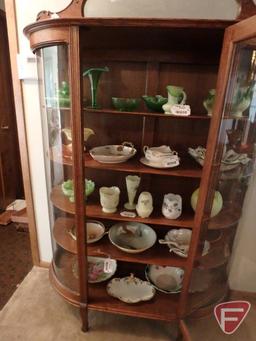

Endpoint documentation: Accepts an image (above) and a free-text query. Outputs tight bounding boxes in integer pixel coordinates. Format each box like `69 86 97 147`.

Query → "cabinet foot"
80 305 88 332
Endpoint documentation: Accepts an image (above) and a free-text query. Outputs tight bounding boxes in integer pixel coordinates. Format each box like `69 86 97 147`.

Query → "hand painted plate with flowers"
72 256 117 283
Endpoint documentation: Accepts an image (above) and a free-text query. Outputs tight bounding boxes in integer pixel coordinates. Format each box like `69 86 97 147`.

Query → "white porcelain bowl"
108 222 157 253
68 220 106 244
145 265 184 294
89 144 136 163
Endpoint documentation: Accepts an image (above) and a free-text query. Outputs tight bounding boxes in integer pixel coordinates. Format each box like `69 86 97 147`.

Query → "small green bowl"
142 95 168 113
112 97 140 112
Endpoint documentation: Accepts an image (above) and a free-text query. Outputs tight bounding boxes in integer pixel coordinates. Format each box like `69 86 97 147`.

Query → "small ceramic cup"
162 193 182 219
99 186 120 213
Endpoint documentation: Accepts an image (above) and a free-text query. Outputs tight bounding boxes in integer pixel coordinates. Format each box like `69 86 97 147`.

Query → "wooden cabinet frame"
23 1 256 339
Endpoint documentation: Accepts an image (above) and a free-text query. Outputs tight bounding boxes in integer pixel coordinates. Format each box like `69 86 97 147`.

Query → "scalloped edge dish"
107 274 155 303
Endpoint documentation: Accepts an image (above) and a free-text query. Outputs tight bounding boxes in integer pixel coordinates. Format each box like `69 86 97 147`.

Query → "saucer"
140 157 179 169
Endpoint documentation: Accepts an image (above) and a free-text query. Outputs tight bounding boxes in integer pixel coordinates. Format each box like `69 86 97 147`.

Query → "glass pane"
199 40 256 298
37 45 78 293
84 0 239 20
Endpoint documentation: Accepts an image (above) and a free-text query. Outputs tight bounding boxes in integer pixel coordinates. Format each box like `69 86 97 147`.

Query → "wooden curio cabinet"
24 1 256 339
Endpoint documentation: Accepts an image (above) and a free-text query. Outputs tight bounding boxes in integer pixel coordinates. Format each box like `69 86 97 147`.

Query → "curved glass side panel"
200 40 256 297
37 45 78 293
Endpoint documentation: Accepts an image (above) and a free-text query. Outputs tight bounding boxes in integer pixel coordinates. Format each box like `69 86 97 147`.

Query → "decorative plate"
140 156 179 169
89 142 136 163
107 274 155 303
72 256 117 283
145 265 184 294
108 222 157 254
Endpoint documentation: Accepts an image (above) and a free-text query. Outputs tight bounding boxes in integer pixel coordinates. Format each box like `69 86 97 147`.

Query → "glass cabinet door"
199 33 256 293
37 45 79 294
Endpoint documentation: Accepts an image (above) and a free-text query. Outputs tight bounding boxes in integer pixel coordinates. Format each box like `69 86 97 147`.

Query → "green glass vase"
83 66 109 108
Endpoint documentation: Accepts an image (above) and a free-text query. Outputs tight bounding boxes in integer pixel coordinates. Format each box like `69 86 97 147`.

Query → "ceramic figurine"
136 192 153 218
124 175 141 210
99 186 120 213
203 89 216 116
231 85 254 117
162 194 182 219
83 66 109 108
162 85 187 114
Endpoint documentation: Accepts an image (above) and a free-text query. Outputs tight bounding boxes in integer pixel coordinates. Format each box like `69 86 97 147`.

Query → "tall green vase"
83 66 109 108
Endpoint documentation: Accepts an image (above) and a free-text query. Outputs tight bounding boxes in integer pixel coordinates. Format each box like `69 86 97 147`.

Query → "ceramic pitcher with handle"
162 85 187 114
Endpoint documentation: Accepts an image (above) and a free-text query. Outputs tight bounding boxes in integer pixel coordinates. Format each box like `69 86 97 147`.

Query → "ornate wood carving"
237 0 256 20
37 0 87 21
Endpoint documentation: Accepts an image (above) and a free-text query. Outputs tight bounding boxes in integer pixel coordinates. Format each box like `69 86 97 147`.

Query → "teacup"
162 193 182 219
143 145 177 163
99 186 120 213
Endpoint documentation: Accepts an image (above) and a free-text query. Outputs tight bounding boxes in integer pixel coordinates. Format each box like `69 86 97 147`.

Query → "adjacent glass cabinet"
24 0 256 339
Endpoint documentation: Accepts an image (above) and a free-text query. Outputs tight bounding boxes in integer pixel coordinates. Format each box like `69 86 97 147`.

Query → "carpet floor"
0 267 255 341
0 224 32 309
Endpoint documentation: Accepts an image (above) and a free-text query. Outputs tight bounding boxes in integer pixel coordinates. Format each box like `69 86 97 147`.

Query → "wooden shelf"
196 229 235 270
84 154 202 178
88 262 179 322
186 280 228 316
53 248 79 295
86 204 194 228
49 147 203 178
84 107 211 120
88 236 186 267
50 186 195 228
52 215 235 270
207 206 241 230
53 216 187 267
53 217 76 254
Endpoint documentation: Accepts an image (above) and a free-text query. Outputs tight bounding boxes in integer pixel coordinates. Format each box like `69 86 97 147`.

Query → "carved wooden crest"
37 0 87 21
36 0 256 22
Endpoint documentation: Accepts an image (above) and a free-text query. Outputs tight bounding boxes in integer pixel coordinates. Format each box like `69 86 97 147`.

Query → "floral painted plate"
72 256 117 283
107 274 155 303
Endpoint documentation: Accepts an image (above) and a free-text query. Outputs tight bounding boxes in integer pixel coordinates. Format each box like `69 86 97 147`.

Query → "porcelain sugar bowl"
162 193 182 219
